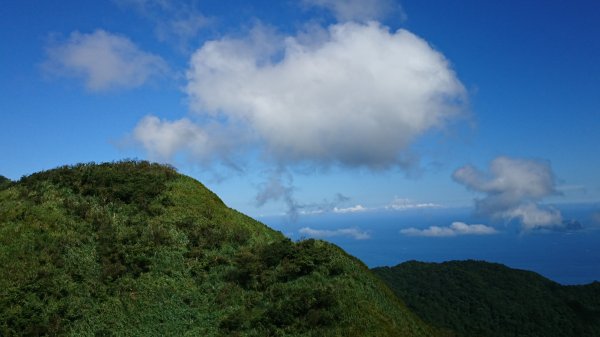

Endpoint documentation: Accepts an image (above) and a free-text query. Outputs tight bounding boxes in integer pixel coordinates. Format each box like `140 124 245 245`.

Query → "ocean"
259 203 600 285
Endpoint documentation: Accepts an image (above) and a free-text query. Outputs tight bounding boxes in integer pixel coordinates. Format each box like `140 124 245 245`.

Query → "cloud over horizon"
44 30 168 91
299 226 370 240
333 204 368 214
386 197 442 211
453 156 563 230
400 221 498 237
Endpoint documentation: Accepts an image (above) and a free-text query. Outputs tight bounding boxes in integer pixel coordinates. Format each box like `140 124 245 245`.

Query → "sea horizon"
259 202 600 285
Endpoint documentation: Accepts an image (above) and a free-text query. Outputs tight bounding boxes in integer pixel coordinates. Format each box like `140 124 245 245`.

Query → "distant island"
1 161 598 336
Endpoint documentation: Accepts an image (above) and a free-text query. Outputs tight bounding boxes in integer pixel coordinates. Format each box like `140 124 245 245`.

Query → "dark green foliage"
0 161 435 337
0 175 11 190
18 160 177 211
221 239 345 331
373 260 600 337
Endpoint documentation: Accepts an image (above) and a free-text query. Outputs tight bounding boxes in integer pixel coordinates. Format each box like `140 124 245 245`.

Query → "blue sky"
1 0 599 228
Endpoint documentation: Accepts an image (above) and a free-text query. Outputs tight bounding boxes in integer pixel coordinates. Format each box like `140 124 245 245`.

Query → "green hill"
373 260 600 337
0 161 436 337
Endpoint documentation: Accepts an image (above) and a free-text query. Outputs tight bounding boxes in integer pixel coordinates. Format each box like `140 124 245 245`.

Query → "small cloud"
43 30 168 91
333 204 368 214
133 116 209 161
400 222 498 237
299 227 370 240
386 197 442 211
453 156 563 230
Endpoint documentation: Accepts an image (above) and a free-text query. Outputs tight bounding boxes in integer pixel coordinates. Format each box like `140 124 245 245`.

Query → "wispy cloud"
43 30 168 91
114 0 212 52
333 205 368 214
302 0 405 22
298 193 352 215
255 168 299 219
386 197 442 211
253 169 354 219
299 227 370 240
453 156 563 230
400 222 498 237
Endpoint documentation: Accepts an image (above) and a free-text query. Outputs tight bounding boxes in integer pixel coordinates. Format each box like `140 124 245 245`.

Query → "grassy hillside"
0 161 436 337
373 260 600 337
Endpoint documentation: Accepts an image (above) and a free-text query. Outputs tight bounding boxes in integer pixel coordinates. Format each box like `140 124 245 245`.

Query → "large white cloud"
302 0 403 22
44 30 167 91
453 156 563 230
400 222 498 237
182 22 466 169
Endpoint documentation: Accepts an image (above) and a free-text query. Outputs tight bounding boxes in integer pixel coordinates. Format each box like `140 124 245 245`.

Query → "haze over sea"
260 203 600 285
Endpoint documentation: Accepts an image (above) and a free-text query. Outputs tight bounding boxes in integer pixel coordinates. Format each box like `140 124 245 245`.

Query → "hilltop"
0 161 436 336
373 260 600 337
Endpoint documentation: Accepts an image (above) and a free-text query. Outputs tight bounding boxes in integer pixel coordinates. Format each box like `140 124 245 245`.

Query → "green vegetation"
373 260 600 337
0 161 435 336
0 175 11 190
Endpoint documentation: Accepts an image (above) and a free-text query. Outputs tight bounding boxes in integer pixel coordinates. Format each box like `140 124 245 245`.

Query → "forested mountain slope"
373 260 600 337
